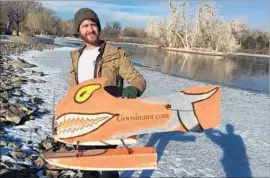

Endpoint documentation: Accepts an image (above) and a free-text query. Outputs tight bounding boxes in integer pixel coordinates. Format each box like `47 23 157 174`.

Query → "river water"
115 43 269 94
46 40 270 94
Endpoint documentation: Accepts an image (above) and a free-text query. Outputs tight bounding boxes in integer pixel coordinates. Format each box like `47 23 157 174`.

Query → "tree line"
0 1 268 54
146 0 269 53
0 1 73 36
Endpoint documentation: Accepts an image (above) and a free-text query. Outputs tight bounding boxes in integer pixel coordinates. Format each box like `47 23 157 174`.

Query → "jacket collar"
76 40 105 57
71 40 119 60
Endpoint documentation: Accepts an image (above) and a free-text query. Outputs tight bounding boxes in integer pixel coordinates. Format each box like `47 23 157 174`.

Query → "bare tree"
24 12 42 34
230 17 249 46
146 0 194 48
146 0 246 52
122 27 147 38
4 1 39 36
102 21 121 39
24 4 61 35
0 2 13 30
51 16 61 35
59 20 74 36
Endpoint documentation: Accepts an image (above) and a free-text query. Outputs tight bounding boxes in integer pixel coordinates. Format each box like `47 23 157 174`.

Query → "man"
69 8 146 97
68 8 146 178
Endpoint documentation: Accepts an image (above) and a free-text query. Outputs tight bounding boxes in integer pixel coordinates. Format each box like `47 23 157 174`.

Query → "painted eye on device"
75 84 101 103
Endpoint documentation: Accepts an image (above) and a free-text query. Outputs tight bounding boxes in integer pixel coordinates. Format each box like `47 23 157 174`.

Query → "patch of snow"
3 46 270 177
0 155 33 166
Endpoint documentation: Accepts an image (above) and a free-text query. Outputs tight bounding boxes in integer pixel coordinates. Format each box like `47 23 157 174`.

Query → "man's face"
79 19 100 45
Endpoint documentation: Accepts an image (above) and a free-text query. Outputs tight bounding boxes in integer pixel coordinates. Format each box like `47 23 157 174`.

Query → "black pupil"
80 91 87 97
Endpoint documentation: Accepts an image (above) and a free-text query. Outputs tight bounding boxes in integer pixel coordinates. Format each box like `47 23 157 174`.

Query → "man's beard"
80 32 100 45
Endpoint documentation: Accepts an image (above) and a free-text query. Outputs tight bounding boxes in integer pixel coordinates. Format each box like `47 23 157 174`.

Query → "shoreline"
54 36 270 58
108 41 270 58
2 35 269 57
1 40 269 177
0 40 62 177
5 35 268 58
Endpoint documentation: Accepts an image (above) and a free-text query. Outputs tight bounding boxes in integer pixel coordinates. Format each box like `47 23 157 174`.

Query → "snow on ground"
5 47 270 177
6 48 76 145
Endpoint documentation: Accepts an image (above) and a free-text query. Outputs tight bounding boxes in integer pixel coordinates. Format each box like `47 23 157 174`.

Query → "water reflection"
117 44 269 94
160 51 236 85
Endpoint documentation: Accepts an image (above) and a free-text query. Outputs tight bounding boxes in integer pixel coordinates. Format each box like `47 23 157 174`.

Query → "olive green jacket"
69 41 146 96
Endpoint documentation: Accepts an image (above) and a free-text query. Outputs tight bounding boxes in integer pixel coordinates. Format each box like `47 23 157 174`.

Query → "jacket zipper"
94 41 106 78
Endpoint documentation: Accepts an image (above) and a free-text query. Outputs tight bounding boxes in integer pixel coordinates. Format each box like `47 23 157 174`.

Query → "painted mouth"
56 113 115 138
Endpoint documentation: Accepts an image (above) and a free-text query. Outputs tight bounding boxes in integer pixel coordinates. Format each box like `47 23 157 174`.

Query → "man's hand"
122 86 138 99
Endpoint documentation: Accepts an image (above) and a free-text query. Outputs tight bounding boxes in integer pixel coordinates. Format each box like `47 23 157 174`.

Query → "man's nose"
86 24 95 32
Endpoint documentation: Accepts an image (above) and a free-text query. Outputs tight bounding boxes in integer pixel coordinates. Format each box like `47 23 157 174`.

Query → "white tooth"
59 117 63 125
58 113 114 139
61 117 65 124
57 116 64 125
65 114 70 122
56 120 60 126
65 115 69 122
61 116 64 124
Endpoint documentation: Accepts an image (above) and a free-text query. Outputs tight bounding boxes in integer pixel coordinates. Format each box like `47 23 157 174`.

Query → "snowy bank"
1 46 269 177
56 37 270 58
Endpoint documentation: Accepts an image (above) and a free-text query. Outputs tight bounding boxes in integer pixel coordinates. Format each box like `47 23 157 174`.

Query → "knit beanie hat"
74 8 101 33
